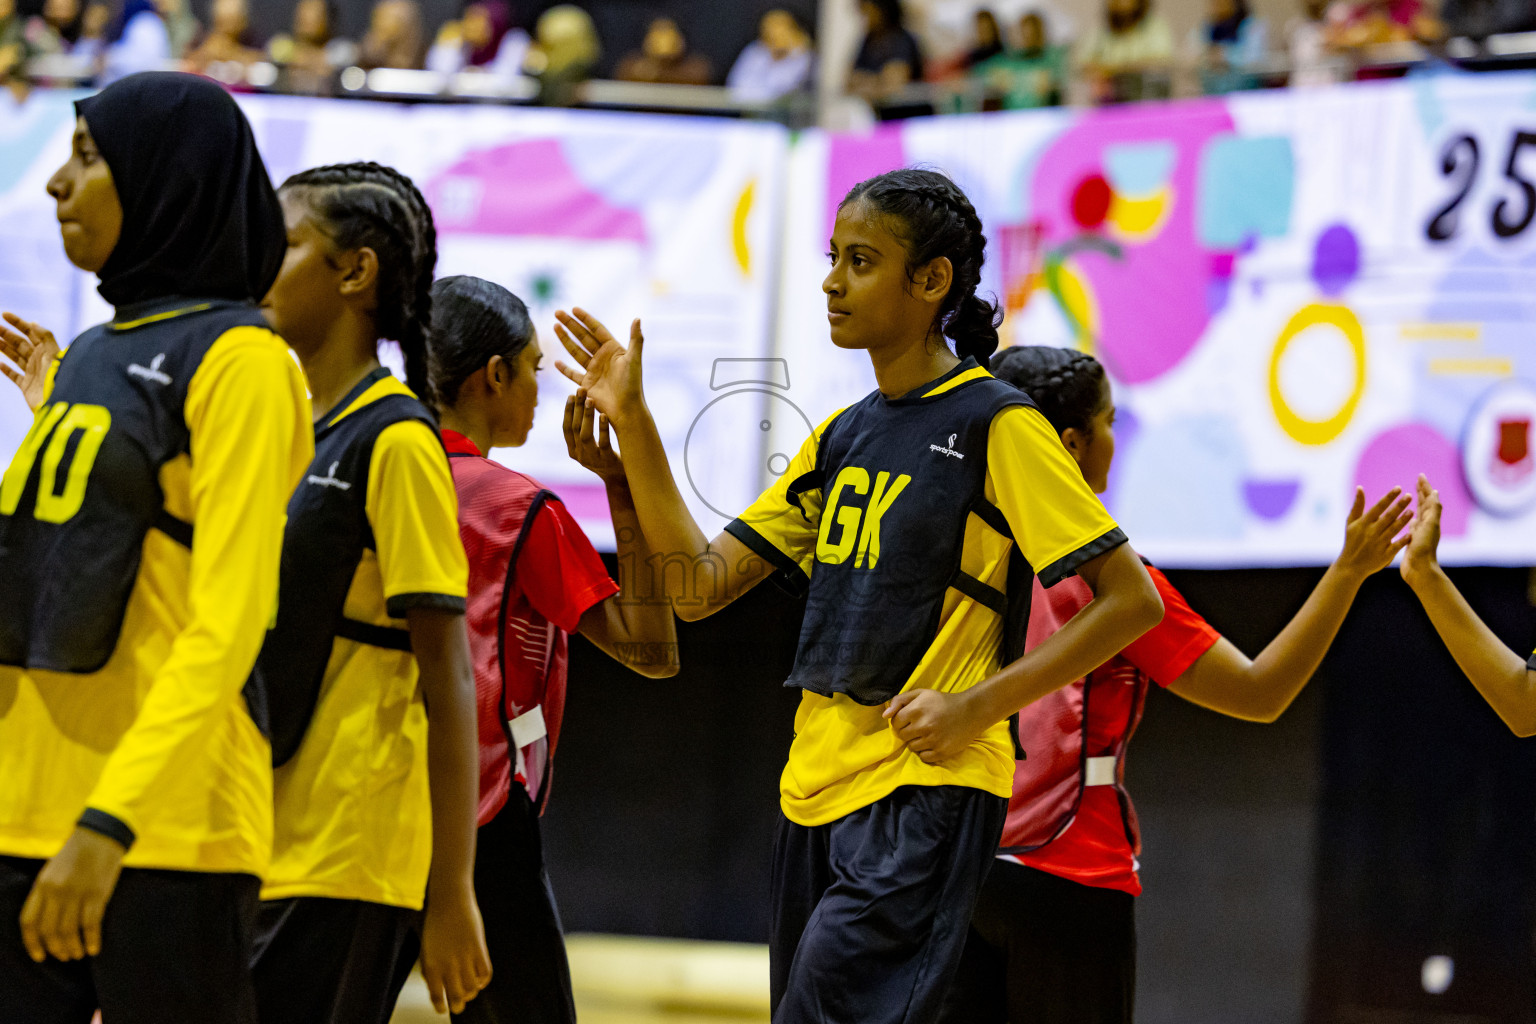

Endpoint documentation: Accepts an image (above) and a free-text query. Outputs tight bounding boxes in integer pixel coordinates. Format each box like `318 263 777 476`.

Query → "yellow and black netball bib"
0 299 268 672
255 367 441 766
741 358 1037 705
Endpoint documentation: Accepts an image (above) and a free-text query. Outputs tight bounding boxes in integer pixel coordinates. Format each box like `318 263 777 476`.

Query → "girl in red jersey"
934 345 1413 1024
426 274 678 1024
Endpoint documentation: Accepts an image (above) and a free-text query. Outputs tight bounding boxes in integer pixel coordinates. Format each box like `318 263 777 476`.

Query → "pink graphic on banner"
1028 102 1237 384
823 126 907 244
1354 423 1472 537
427 138 647 242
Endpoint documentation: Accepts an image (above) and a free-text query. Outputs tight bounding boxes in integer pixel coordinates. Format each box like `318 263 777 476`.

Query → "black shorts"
0 854 260 1024
453 785 576 1024
251 895 420 1024
770 784 1007 1024
937 859 1136 1024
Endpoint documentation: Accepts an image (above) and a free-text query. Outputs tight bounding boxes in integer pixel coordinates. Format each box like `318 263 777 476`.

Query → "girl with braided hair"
249 161 490 1022
552 167 1165 1023
936 345 1413 1024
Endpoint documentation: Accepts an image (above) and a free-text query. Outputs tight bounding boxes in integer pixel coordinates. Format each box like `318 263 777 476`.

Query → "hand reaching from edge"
0 313 61 412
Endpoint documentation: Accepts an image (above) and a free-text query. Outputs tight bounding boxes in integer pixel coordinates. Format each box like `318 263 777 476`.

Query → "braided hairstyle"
279 161 438 403
990 345 1108 436
840 168 1003 364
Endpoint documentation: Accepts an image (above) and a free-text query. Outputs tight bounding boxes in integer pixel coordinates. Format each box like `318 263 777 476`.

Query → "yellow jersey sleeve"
365 418 468 617
723 408 842 580
988 404 1125 587
83 326 312 844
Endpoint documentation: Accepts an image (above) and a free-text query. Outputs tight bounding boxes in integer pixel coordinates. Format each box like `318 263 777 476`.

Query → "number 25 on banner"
1427 130 1536 242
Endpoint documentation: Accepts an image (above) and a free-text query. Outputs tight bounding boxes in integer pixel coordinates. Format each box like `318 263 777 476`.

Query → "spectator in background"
359 0 425 69
727 7 814 102
269 0 356 92
1326 0 1445 51
848 0 925 116
1190 0 1267 93
527 3 598 104
616 16 712 84
962 8 1005 68
1076 0 1174 102
1287 0 1344 84
23 0 83 56
157 0 199 58
73 0 111 60
0 0 24 86
102 0 171 81
973 10 1067 107
428 0 530 75
185 0 263 70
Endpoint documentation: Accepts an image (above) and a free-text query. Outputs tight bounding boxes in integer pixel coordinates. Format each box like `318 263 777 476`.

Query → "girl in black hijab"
0 71 312 1024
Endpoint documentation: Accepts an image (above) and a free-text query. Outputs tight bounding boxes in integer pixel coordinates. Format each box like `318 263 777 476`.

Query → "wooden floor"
390 935 772 1024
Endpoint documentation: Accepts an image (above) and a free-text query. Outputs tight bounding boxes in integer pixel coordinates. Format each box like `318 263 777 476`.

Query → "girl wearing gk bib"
249 163 490 1023
427 274 678 1024
936 346 1413 1024
553 169 1164 1024
0 72 310 1024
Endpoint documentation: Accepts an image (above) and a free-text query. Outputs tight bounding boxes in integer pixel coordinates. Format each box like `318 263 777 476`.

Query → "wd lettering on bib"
771 359 1037 705
0 300 268 674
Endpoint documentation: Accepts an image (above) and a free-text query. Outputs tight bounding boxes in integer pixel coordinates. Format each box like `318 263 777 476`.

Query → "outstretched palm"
0 312 61 412
553 307 645 426
1400 474 1443 583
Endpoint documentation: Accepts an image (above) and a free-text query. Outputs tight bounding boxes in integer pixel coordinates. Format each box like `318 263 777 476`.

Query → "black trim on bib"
1037 527 1128 589
335 618 413 652
725 518 810 593
950 571 1006 615
153 509 194 547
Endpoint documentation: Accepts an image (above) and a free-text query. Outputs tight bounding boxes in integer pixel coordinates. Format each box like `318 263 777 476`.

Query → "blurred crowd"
0 0 1527 115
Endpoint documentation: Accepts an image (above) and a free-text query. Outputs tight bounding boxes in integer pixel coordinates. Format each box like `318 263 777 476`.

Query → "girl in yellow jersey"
553 168 1164 1023
249 163 490 1023
0 72 311 1024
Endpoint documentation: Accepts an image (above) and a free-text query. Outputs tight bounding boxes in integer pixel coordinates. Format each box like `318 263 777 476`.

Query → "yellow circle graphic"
1269 302 1366 446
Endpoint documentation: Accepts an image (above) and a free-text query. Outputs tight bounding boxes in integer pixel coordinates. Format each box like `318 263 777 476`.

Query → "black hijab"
76 72 285 309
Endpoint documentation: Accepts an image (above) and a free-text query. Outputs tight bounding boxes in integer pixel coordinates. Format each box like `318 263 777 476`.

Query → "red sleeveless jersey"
1002 564 1219 894
443 430 617 825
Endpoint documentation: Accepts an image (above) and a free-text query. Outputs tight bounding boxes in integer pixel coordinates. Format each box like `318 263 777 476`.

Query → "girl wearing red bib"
427 275 677 1024
936 346 1414 1024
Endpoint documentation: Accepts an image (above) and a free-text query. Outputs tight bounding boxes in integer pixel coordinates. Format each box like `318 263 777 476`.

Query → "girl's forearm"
608 403 710 572
601 478 679 675
411 610 479 890
961 547 1162 728
1406 561 1536 736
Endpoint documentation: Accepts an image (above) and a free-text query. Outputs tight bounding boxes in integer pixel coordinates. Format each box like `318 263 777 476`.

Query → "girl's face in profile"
48 118 123 275
492 333 542 448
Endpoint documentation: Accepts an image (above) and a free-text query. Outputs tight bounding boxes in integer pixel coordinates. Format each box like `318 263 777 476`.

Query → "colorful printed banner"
776 72 1536 566
0 94 787 548
6 76 1536 564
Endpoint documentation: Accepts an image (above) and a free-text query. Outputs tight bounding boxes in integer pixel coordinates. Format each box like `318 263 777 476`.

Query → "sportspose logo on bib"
930 433 964 460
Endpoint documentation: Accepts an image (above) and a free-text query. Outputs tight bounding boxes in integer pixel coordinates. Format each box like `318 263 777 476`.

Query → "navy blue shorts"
770 785 1008 1024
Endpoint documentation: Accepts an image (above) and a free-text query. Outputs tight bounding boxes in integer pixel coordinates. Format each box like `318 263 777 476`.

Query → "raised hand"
1400 474 1443 586
0 312 61 411
552 308 645 429
1335 485 1414 582
563 389 625 483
